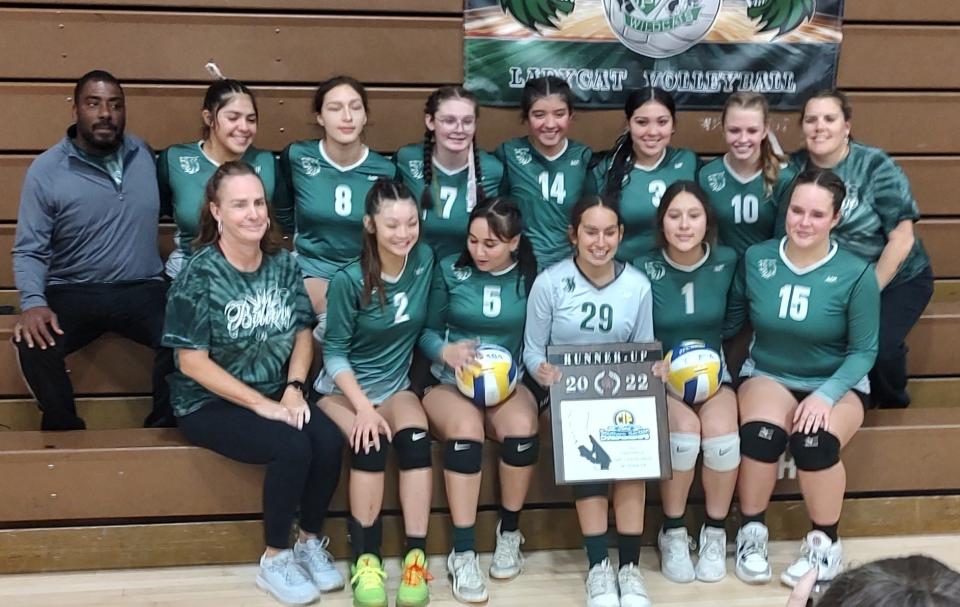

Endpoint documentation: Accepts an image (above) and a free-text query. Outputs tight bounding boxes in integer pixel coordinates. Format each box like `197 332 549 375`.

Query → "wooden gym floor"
1 533 957 606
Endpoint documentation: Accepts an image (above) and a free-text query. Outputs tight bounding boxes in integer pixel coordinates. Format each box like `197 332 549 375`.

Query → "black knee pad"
443 439 483 474
501 435 539 467
739 421 788 463
351 435 389 472
789 430 841 471
393 427 433 470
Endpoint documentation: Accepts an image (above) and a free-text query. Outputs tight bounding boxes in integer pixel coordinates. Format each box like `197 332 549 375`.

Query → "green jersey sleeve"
322 265 361 381
815 265 880 404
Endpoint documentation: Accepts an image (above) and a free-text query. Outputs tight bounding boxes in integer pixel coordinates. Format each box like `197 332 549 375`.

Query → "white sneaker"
294 535 345 592
781 531 843 587
695 525 727 582
489 522 525 580
447 550 488 604
617 563 652 607
585 558 619 607
735 522 772 584
657 527 695 583
256 550 321 606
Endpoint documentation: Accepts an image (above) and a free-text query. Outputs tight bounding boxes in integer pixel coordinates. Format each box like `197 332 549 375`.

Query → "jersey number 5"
777 285 810 321
482 285 501 318
580 302 613 333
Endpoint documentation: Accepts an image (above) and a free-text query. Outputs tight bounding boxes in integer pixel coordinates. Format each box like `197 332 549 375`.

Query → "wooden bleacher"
1 0 960 575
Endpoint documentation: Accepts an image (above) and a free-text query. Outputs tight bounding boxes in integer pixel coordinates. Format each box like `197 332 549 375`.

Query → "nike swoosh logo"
517 442 533 452
412 431 427 441
454 442 470 451
719 448 731 456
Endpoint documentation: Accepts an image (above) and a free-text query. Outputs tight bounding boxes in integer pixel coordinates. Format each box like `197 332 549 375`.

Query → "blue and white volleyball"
665 340 722 405
455 344 518 408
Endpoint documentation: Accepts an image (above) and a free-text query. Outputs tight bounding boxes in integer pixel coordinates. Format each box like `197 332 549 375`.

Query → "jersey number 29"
580 302 613 333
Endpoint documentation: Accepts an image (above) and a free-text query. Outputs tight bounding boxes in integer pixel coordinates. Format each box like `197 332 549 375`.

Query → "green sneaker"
350 553 387 607
397 548 432 607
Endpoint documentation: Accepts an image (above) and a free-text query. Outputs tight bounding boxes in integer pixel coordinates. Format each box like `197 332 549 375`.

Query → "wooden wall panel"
2 85 960 156
838 26 960 88
0 9 462 84
845 0 960 23
2 0 463 11
917 220 960 278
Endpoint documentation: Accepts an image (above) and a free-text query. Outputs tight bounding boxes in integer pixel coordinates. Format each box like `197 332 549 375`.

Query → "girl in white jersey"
524 195 655 607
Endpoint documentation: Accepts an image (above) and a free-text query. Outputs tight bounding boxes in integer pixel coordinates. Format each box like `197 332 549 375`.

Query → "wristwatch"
286 379 308 398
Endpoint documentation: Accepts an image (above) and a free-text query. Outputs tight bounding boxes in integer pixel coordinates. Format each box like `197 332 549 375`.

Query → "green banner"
464 0 844 110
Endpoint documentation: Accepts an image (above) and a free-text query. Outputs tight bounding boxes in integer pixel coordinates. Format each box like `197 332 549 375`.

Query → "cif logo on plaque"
603 0 722 58
547 343 672 484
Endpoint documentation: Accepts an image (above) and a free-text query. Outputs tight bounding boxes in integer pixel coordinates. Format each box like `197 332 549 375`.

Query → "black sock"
348 516 382 560
499 506 521 533
584 533 608 568
406 535 427 553
453 525 475 553
812 521 839 542
617 533 642 568
705 515 726 529
662 514 686 531
741 511 766 527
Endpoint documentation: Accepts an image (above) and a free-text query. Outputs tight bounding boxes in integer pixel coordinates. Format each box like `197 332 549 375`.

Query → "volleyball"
455 344 519 408
665 340 722 405
602 0 722 59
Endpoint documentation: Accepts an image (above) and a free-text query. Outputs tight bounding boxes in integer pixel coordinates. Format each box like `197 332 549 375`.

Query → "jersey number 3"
580 302 613 333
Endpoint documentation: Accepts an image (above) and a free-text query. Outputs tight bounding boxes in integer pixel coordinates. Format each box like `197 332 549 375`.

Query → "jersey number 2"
393 292 410 325
778 285 810 321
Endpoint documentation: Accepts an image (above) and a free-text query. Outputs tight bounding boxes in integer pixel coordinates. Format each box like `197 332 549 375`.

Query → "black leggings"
178 398 344 549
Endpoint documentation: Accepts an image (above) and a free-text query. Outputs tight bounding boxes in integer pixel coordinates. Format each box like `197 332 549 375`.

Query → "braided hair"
421 86 486 212
603 87 676 204
360 178 419 307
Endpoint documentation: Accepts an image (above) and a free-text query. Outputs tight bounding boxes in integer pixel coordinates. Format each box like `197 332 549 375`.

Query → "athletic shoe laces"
454 553 484 588
701 531 725 560
587 561 615 597
299 536 335 568
351 557 387 590
663 532 695 562
618 564 648 596
492 530 524 566
268 552 312 585
739 528 768 563
401 558 434 587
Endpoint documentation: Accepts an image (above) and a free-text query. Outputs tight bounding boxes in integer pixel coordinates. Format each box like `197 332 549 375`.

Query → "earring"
217 219 223 234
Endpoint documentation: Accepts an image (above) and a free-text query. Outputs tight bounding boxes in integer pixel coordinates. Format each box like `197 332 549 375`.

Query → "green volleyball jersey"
276 141 397 279
698 156 796 258
588 147 698 262
162 246 315 417
419 254 528 385
635 244 738 355
157 142 278 277
495 137 592 268
789 142 930 288
394 144 504 260
727 238 879 404
317 242 434 403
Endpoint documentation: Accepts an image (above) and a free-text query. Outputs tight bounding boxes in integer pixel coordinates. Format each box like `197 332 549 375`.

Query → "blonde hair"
722 91 784 197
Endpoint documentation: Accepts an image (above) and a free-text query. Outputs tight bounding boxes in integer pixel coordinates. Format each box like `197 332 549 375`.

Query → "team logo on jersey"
758 258 777 279
223 284 295 341
300 157 323 177
643 261 666 281
408 160 424 180
452 266 473 281
179 156 201 175
824 275 838 284
570 159 581 166
514 147 533 166
562 276 576 292
707 172 726 192
414 264 427 276
713 263 726 272
840 184 860 216
674 161 684 169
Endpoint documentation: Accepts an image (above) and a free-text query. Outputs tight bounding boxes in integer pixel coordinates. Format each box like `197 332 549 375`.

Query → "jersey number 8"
334 184 352 217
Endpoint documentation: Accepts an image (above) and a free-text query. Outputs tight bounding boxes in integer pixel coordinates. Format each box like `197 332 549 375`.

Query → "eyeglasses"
435 115 476 130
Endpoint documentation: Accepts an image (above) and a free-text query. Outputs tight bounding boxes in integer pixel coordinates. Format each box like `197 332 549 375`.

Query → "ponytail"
360 178 418 307
722 91 784 196
603 132 633 204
